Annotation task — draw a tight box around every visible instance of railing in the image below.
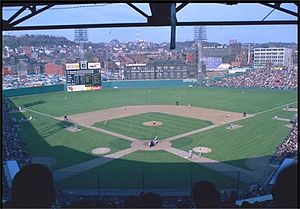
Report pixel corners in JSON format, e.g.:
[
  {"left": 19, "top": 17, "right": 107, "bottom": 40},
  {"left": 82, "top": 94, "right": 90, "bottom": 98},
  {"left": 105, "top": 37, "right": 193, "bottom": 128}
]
[{"left": 54, "top": 171, "right": 241, "bottom": 196}]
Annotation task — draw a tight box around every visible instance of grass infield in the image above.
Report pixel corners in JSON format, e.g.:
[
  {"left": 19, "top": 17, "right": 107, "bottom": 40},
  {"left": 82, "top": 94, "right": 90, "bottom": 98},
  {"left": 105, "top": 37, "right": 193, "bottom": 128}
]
[{"left": 93, "top": 112, "right": 213, "bottom": 140}]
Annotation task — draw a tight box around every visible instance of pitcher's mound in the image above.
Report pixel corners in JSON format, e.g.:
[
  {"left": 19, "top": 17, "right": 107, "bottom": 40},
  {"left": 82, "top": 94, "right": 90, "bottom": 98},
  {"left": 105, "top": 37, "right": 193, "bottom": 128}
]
[
  {"left": 91, "top": 147, "right": 111, "bottom": 155},
  {"left": 131, "top": 140, "right": 171, "bottom": 151},
  {"left": 143, "top": 121, "right": 163, "bottom": 126},
  {"left": 193, "top": 147, "right": 212, "bottom": 153}
]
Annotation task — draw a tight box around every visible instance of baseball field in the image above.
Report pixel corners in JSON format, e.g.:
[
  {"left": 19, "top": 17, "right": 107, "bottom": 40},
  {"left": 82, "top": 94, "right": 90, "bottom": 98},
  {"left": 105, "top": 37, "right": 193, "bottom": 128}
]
[{"left": 8, "top": 86, "right": 297, "bottom": 194}]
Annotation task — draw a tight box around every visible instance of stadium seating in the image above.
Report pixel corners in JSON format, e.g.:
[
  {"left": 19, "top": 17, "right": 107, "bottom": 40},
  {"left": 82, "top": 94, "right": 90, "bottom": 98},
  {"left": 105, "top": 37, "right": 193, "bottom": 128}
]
[{"left": 205, "top": 67, "right": 297, "bottom": 90}]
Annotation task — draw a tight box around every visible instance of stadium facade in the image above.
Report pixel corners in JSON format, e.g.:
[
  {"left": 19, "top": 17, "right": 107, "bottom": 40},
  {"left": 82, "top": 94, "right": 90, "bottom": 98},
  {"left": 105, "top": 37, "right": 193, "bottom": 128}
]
[{"left": 253, "top": 47, "right": 293, "bottom": 67}]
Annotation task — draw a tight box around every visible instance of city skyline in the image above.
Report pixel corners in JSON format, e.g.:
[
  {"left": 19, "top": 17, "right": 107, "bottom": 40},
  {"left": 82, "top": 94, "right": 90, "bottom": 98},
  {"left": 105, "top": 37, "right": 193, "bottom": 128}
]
[{"left": 2, "top": 3, "right": 298, "bottom": 44}]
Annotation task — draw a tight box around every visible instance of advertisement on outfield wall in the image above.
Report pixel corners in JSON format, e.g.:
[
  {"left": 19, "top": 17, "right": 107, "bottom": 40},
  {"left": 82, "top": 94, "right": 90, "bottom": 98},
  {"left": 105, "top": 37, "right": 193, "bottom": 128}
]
[{"left": 67, "top": 85, "right": 101, "bottom": 92}]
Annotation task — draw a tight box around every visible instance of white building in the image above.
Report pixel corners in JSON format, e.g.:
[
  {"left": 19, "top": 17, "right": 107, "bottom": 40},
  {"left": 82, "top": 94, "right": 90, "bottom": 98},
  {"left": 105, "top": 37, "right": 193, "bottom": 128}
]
[{"left": 253, "top": 47, "right": 292, "bottom": 67}]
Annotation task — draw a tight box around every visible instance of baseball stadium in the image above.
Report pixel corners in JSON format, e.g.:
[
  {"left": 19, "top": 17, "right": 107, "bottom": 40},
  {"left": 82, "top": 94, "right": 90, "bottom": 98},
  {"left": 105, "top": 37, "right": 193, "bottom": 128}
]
[
  {"left": 3, "top": 76, "right": 298, "bottom": 206},
  {"left": 2, "top": 2, "right": 298, "bottom": 208}
]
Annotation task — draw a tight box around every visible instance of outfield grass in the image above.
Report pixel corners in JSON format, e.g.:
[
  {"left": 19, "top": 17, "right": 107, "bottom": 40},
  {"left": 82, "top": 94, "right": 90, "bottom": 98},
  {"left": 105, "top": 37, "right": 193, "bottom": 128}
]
[
  {"left": 12, "top": 111, "right": 131, "bottom": 171},
  {"left": 274, "top": 109, "right": 297, "bottom": 119},
  {"left": 94, "top": 112, "right": 213, "bottom": 140},
  {"left": 10, "top": 87, "right": 297, "bottom": 116},
  {"left": 7, "top": 87, "right": 297, "bottom": 190},
  {"left": 172, "top": 108, "right": 293, "bottom": 170},
  {"left": 57, "top": 150, "right": 246, "bottom": 191}
]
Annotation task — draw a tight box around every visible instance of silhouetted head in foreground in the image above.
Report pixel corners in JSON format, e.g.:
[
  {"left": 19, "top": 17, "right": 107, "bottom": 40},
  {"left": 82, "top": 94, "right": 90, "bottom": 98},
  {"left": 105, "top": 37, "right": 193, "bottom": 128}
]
[
  {"left": 139, "top": 192, "right": 162, "bottom": 208},
  {"left": 272, "top": 163, "right": 298, "bottom": 208},
  {"left": 124, "top": 196, "right": 140, "bottom": 208},
  {"left": 192, "top": 181, "right": 221, "bottom": 208},
  {"left": 10, "top": 164, "right": 55, "bottom": 208}
]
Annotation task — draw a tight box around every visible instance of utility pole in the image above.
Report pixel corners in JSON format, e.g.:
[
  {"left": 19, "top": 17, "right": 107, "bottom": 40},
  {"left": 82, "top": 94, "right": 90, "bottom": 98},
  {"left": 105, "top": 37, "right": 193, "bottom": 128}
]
[
  {"left": 74, "top": 29, "right": 88, "bottom": 60},
  {"left": 194, "top": 26, "right": 207, "bottom": 84}
]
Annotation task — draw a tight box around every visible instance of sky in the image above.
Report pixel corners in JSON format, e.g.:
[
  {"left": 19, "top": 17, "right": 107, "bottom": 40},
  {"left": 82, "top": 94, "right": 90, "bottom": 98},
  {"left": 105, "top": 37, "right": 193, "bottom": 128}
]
[{"left": 2, "top": 3, "right": 298, "bottom": 44}]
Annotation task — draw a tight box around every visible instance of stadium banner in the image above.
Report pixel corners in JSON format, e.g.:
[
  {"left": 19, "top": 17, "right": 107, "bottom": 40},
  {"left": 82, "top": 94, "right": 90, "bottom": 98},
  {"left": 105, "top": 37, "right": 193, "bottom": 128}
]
[
  {"left": 66, "top": 63, "right": 80, "bottom": 70},
  {"left": 67, "top": 85, "right": 86, "bottom": 92},
  {"left": 88, "top": 63, "right": 101, "bottom": 69},
  {"left": 183, "top": 79, "right": 197, "bottom": 83},
  {"left": 92, "top": 86, "right": 101, "bottom": 90},
  {"left": 67, "top": 85, "right": 101, "bottom": 92}
]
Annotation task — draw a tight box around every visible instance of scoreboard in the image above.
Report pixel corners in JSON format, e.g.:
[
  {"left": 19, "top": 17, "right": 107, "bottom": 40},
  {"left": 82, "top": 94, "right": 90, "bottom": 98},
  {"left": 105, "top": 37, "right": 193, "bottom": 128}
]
[{"left": 65, "top": 61, "right": 102, "bottom": 92}]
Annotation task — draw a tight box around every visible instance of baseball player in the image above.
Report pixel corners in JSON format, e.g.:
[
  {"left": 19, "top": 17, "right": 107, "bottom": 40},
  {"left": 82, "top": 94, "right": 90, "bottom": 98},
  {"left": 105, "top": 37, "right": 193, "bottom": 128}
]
[
  {"left": 188, "top": 149, "right": 193, "bottom": 158},
  {"left": 154, "top": 136, "right": 158, "bottom": 144}
]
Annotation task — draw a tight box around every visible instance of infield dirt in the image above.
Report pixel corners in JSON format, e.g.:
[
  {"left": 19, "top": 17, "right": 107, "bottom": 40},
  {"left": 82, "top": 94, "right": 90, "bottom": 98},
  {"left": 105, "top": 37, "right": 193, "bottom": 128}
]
[{"left": 56, "top": 105, "right": 248, "bottom": 126}]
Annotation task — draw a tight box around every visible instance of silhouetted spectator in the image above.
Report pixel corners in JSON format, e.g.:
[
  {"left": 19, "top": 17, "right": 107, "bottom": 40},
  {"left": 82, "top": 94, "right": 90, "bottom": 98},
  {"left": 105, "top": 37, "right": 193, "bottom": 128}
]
[
  {"left": 192, "top": 181, "right": 221, "bottom": 208},
  {"left": 71, "top": 199, "right": 97, "bottom": 208},
  {"left": 176, "top": 199, "right": 188, "bottom": 208},
  {"left": 222, "top": 191, "right": 229, "bottom": 208},
  {"left": 272, "top": 163, "right": 298, "bottom": 208},
  {"left": 240, "top": 201, "right": 252, "bottom": 208},
  {"left": 225, "top": 191, "right": 239, "bottom": 208},
  {"left": 5, "top": 164, "right": 55, "bottom": 208},
  {"left": 139, "top": 192, "right": 162, "bottom": 208},
  {"left": 124, "top": 196, "right": 140, "bottom": 208}
]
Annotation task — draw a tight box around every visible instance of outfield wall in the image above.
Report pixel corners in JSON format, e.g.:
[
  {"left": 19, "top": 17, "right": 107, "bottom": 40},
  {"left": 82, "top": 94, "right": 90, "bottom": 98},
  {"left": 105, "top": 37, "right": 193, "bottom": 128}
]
[
  {"left": 3, "top": 84, "right": 66, "bottom": 97},
  {"left": 102, "top": 79, "right": 197, "bottom": 89},
  {"left": 3, "top": 79, "right": 295, "bottom": 97},
  {"left": 3, "top": 80, "right": 197, "bottom": 97}
]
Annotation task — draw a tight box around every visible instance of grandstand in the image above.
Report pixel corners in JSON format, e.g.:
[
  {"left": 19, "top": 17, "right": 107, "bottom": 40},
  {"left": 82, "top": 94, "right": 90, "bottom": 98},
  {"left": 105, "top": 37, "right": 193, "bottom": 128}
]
[{"left": 205, "top": 66, "right": 298, "bottom": 90}]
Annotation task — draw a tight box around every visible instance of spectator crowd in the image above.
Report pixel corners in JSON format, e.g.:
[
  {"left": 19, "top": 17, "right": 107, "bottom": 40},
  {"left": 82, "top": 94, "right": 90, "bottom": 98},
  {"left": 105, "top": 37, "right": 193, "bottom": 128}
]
[
  {"left": 2, "top": 98, "right": 31, "bottom": 200},
  {"left": 272, "top": 126, "right": 298, "bottom": 163},
  {"left": 205, "top": 67, "right": 298, "bottom": 90}
]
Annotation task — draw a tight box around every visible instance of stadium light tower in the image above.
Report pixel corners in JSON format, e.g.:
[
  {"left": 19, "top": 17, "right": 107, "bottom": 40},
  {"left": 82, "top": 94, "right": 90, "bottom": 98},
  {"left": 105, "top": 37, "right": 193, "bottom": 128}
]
[
  {"left": 194, "top": 26, "right": 207, "bottom": 83},
  {"left": 74, "top": 29, "right": 88, "bottom": 60}
]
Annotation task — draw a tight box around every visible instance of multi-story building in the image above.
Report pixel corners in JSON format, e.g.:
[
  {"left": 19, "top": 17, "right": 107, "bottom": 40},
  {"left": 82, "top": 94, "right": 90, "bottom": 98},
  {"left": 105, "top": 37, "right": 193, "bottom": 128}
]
[
  {"left": 253, "top": 48, "right": 293, "bottom": 67},
  {"left": 291, "top": 50, "right": 298, "bottom": 66},
  {"left": 124, "top": 61, "right": 197, "bottom": 80},
  {"left": 202, "top": 43, "right": 242, "bottom": 64}
]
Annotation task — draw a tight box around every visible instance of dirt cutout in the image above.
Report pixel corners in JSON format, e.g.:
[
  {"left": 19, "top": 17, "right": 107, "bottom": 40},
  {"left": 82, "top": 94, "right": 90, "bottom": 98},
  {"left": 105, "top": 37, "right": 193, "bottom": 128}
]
[
  {"left": 226, "top": 124, "right": 243, "bottom": 130},
  {"left": 64, "top": 126, "right": 81, "bottom": 132},
  {"left": 91, "top": 147, "right": 111, "bottom": 155},
  {"left": 142, "top": 121, "right": 163, "bottom": 126},
  {"left": 193, "top": 147, "right": 212, "bottom": 153}
]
